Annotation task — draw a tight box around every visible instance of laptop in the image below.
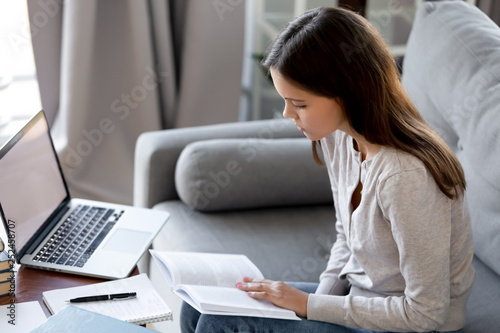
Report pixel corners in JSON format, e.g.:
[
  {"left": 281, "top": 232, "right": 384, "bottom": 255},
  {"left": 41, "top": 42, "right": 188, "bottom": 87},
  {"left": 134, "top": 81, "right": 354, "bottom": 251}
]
[{"left": 0, "top": 111, "right": 169, "bottom": 279}]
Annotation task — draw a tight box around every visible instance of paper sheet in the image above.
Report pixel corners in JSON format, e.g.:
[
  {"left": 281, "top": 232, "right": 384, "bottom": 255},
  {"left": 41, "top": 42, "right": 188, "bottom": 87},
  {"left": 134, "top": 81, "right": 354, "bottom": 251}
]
[{"left": 0, "top": 301, "right": 48, "bottom": 332}]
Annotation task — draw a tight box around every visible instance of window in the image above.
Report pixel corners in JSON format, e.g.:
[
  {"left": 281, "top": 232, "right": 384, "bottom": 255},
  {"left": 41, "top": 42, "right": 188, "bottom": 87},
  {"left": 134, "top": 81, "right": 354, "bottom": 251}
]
[
  {"left": 243, "top": 0, "right": 421, "bottom": 120},
  {"left": 0, "top": 0, "right": 42, "bottom": 127}
]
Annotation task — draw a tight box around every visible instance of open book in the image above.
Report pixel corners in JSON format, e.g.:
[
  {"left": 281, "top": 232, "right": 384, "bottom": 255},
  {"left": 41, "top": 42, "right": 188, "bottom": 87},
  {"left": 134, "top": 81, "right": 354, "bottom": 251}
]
[{"left": 150, "top": 250, "right": 300, "bottom": 320}]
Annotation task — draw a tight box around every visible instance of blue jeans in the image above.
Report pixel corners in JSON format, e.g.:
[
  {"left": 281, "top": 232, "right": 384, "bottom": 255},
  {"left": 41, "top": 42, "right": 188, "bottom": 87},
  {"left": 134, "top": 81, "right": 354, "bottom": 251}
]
[{"left": 180, "top": 282, "right": 463, "bottom": 333}]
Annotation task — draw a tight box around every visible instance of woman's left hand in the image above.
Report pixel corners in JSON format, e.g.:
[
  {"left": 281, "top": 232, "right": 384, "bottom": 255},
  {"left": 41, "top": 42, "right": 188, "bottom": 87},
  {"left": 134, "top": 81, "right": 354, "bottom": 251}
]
[{"left": 236, "top": 277, "right": 309, "bottom": 318}]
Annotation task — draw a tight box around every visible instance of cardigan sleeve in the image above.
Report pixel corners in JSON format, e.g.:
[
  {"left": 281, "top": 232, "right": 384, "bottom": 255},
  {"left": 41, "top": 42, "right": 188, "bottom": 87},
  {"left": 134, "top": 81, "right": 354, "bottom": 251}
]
[
  {"left": 315, "top": 211, "right": 351, "bottom": 295},
  {"left": 316, "top": 134, "right": 351, "bottom": 295}
]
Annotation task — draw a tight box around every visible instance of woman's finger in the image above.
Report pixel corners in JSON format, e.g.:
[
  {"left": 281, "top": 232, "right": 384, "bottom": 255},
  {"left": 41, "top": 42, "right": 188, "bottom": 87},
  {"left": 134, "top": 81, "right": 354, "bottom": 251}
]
[
  {"left": 243, "top": 277, "right": 273, "bottom": 284},
  {"left": 247, "top": 291, "right": 269, "bottom": 301},
  {"left": 237, "top": 281, "right": 267, "bottom": 291}
]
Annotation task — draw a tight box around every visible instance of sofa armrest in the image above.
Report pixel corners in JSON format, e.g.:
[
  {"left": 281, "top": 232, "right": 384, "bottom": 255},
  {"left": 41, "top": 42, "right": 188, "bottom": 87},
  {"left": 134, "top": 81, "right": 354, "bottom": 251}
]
[{"left": 133, "top": 118, "right": 302, "bottom": 208}]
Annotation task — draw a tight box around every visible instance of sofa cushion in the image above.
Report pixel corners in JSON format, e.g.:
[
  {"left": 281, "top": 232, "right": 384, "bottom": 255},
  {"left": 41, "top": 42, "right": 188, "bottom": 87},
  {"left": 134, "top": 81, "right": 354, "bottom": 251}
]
[
  {"left": 151, "top": 200, "right": 336, "bottom": 282},
  {"left": 464, "top": 257, "right": 500, "bottom": 332},
  {"left": 175, "top": 138, "right": 332, "bottom": 211},
  {"left": 402, "top": 2, "right": 500, "bottom": 275}
]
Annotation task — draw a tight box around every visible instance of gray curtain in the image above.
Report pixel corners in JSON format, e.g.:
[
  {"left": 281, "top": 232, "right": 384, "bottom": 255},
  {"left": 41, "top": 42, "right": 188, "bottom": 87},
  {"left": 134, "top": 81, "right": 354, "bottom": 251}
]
[
  {"left": 476, "top": 0, "right": 500, "bottom": 24},
  {"left": 27, "top": 0, "right": 245, "bottom": 205}
]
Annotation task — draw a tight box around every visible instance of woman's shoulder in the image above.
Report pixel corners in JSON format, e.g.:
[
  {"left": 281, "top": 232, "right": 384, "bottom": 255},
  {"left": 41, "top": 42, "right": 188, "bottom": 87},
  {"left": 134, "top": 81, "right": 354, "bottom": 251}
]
[
  {"left": 380, "top": 146, "right": 425, "bottom": 169},
  {"left": 373, "top": 146, "right": 429, "bottom": 184}
]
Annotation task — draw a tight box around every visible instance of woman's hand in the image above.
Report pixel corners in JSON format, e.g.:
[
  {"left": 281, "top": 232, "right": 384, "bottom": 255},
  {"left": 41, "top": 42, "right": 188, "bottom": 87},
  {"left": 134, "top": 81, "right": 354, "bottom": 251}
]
[{"left": 236, "top": 277, "right": 309, "bottom": 318}]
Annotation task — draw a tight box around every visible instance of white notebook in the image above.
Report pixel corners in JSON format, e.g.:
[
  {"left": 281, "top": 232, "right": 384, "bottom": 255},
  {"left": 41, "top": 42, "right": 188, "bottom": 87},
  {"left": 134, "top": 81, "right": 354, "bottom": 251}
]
[{"left": 42, "top": 273, "right": 172, "bottom": 325}]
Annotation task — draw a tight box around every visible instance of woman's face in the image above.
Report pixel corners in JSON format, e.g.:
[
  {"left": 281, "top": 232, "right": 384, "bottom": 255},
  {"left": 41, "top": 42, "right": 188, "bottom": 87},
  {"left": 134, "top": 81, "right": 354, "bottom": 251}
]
[{"left": 270, "top": 68, "right": 348, "bottom": 141}]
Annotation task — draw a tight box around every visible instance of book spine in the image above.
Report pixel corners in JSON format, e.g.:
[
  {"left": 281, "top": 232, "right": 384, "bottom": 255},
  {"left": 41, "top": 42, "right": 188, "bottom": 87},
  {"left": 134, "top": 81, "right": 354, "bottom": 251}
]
[{"left": 0, "top": 236, "right": 4, "bottom": 252}]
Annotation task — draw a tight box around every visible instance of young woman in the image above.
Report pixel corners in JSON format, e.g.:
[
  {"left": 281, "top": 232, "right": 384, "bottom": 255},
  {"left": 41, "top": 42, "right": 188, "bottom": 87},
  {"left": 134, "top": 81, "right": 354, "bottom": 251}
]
[{"left": 181, "top": 7, "right": 474, "bottom": 333}]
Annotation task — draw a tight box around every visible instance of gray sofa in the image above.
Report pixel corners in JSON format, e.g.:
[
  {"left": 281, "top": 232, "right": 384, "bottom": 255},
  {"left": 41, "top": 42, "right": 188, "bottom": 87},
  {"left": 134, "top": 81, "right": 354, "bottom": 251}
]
[{"left": 134, "top": 2, "right": 500, "bottom": 332}]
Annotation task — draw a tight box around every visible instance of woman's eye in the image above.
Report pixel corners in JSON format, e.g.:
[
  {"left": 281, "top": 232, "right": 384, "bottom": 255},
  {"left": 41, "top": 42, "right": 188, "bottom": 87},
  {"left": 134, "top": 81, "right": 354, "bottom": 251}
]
[{"left": 293, "top": 104, "right": 306, "bottom": 109}]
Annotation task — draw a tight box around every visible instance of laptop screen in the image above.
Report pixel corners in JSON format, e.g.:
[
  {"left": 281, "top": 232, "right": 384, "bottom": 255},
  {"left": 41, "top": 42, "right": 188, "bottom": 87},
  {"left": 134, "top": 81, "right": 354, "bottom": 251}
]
[{"left": 0, "top": 112, "right": 68, "bottom": 256}]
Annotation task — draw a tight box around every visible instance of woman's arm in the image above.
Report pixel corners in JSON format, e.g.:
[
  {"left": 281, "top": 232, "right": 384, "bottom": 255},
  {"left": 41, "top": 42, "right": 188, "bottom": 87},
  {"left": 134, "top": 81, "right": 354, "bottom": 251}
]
[
  {"left": 315, "top": 215, "right": 351, "bottom": 295},
  {"left": 317, "top": 133, "right": 352, "bottom": 295},
  {"left": 240, "top": 168, "right": 462, "bottom": 332}
]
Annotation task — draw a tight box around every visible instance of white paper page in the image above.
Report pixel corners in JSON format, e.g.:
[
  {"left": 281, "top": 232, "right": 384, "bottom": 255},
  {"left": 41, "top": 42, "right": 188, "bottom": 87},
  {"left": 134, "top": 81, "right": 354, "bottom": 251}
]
[
  {"left": 178, "top": 285, "right": 299, "bottom": 320},
  {"left": 42, "top": 273, "right": 172, "bottom": 324},
  {"left": 183, "top": 285, "right": 297, "bottom": 317},
  {"left": 151, "top": 250, "right": 264, "bottom": 288},
  {"left": 0, "top": 301, "right": 48, "bottom": 331}
]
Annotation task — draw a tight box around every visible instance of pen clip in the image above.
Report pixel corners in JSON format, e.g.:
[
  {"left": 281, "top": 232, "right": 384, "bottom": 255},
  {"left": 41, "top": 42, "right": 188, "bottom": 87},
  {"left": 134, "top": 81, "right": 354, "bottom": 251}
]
[{"left": 112, "top": 295, "right": 136, "bottom": 301}]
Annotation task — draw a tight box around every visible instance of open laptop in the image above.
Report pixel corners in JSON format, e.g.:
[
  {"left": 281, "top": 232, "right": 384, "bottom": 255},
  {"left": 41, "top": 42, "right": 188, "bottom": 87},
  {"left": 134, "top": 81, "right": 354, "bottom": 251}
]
[{"left": 0, "top": 111, "right": 169, "bottom": 279}]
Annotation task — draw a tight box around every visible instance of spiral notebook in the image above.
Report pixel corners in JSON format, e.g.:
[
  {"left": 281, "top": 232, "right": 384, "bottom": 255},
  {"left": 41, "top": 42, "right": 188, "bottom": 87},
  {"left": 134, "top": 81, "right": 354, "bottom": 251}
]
[{"left": 42, "top": 273, "right": 172, "bottom": 325}]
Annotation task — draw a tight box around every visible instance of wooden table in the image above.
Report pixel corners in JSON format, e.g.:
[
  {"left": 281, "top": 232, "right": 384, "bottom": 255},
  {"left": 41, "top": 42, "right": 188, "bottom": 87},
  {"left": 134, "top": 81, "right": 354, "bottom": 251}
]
[{"left": 0, "top": 265, "right": 139, "bottom": 318}]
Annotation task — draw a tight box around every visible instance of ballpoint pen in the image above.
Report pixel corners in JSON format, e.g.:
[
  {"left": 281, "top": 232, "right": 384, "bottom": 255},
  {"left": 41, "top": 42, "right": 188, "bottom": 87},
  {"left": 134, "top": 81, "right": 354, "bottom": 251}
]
[{"left": 65, "top": 292, "right": 137, "bottom": 303}]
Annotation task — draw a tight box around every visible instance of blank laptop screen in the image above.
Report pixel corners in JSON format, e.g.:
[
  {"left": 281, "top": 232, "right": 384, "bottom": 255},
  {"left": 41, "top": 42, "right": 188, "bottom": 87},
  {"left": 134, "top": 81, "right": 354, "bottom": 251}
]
[{"left": 0, "top": 114, "right": 67, "bottom": 253}]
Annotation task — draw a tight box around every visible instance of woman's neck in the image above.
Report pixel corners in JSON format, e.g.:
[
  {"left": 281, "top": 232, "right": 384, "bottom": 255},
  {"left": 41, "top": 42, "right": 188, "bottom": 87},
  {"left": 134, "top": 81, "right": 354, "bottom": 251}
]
[{"left": 349, "top": 132, "right": 381, "bottom": 162}]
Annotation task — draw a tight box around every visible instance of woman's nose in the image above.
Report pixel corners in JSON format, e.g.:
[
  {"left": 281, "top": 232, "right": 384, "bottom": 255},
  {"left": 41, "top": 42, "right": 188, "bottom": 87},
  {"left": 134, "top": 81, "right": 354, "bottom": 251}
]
[{"left": 282, "top": 104, "right": 296, "bottom": 119}]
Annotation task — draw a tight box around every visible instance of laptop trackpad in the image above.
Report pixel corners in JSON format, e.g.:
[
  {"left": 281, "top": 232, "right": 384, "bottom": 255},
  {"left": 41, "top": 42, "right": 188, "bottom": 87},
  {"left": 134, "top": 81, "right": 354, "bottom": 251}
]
[{"left": 102, "top": 229, "right": 151, "bottom": 254}]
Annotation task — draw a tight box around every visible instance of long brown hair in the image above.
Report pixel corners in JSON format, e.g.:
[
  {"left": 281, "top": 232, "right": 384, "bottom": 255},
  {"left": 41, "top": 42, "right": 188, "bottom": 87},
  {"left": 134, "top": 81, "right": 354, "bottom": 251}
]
[{"left": 263, "top": 7, "right": 465, "bottom": 199}]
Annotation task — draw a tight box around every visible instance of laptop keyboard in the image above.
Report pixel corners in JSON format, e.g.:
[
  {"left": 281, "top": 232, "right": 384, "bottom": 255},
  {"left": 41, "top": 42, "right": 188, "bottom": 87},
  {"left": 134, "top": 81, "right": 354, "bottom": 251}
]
[{"left": 33, "top": 205, "right": 123, "bottom": 268}]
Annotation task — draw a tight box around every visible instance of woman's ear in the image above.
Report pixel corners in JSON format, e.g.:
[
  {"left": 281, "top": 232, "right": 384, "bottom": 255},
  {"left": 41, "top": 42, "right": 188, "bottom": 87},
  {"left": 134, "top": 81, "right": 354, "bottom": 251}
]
[{"left": 333, "top": 97, "right": 345, "bottom": 110}]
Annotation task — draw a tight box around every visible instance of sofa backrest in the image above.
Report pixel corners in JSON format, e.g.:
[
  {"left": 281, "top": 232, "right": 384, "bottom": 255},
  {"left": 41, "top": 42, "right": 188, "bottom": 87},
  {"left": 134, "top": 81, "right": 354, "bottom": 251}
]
[
  {"left": 402, "top": 1, "right": 500, "bottom": 275},
  {"left": 134, "top": 119, "right": 308, "bottom": 208}
]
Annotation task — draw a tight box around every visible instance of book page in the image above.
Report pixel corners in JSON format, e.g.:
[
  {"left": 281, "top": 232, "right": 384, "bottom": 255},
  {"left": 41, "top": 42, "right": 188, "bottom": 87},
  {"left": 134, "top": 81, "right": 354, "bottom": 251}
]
[
  {"left": 178, "top": 285, "right": 299, "bottom": 320},
  {"left": 150, "top": 251, "right": 264, "bottom": 288}
]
